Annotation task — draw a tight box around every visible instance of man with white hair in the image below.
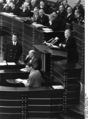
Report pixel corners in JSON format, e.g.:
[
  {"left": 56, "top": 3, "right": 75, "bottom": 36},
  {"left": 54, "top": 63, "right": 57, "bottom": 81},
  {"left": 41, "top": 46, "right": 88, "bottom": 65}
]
[{"left": 59, "top": 29, "right": 79, "bottom": 64}]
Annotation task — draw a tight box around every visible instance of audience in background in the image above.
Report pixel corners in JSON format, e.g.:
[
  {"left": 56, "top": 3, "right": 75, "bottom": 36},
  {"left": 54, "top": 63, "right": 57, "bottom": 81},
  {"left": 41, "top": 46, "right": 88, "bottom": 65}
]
[
  {"left": 0, "top": 0, "right": 84, "bottom": 88},
  {"left": 0, "top": 0, "right": 84, "bottom": 27}
]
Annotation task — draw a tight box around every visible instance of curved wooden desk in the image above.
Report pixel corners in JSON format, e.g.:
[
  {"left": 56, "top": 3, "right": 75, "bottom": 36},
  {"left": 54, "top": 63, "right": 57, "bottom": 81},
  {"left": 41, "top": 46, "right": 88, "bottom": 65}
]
[{"left": 0, "top": 86, "right": 64, "bottom": 119}]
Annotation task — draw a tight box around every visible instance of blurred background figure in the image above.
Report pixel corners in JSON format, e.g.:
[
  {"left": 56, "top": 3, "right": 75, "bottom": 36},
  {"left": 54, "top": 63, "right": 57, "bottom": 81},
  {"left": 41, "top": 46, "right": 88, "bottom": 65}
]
[
  {"left": 65, "top": 6, "right": 74, "bottom": 29},
  {"left": 31, "top": 0, "right": 39, "bottom": 10},
  {"left": 62, "top": 0, "right": 70, "bottom": 10},
  {"left": 3, "top": 0, "right": 16, "bottom": 13},
  {"left": 73, "top": 9, "right": 84, "bottom": 24},
  {"left": 31, "top": 7, "right": 39, "bottom": 22},
  {"left": 0, "top": 0, "right": 4, "bottom": 12},
  {"left": 19, "top": 0, "right": 32, "bottom": 17},
  {"left": 73, "top": 0, "right": 84, "bottom": 20},
  {"left": 37, "top": 9, "right": 49, "bottom": 26},
  {"left": 38, "top": 0, "right": 52, "bottom": 14}
]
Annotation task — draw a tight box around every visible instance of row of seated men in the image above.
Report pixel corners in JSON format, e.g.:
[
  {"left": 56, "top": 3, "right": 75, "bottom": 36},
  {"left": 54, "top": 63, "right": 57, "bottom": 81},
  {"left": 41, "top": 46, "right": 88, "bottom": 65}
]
[
  {"left": 3, "top": 28, "right": 79, "bottom": 88},
  {"left": 0, "top": 0, "right": 85, "bottom": 31}
]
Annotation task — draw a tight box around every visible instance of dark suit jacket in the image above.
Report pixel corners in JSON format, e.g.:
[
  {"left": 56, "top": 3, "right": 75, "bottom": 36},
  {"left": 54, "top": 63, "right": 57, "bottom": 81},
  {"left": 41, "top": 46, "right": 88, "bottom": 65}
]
[
  {"left": 37, "top": 14, "right": 49, "bottom": 26},
  {"left": 5, "top": 42, "right": 22, "bottom": 63},
  {"left": 65, "top": 37, "right": 79, "bottom": 64},
  {"left": 19, "top": 9, "right": 33, "bottom": 17},
  {"left": 49, "top": 15, "right": 66, "bottom": 31},
  {"left": 66, "top": 13, "right": 74, "bottom": 24}
]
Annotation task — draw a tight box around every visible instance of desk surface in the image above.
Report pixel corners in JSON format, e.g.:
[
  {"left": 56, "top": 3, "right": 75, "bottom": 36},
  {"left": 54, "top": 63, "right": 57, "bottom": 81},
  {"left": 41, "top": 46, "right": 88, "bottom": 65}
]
[
  {"left": 0, "top": 63, "right": 25, "bottom": 69},
  {"left": 34, "top": 44, "right": 67, "bottom": 58},
  {"left": 0, "top": 86, "right": 52, "bottom": 92}
]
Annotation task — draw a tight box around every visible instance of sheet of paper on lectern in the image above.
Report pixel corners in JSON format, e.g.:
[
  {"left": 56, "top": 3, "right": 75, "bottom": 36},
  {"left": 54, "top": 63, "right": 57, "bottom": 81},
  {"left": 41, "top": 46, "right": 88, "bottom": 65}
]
[{"left": 52, "top": 85, "right": 64, "bottom": 89}]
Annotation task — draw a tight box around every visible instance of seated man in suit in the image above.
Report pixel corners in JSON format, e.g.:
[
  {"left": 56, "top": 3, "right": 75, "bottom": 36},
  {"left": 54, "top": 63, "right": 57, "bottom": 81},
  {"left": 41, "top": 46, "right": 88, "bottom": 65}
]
[
  {"left": 4, "top": 33, "right": 22, "bottom": 63},
  {"left": 65, "top": 6, "right": 74, "bottom": 29},
  {"left": 37, "top": 9, "right": 49, "bottom": 26},
  {"left": 31, "top": 7, "right": 39, "bottom": 22}
]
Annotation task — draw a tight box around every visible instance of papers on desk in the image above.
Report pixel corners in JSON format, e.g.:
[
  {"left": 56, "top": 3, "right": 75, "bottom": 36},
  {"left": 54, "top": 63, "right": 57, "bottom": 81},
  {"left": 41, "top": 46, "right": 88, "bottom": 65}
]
[
  {"left": 15, "top": 16, "right": 23, "bottom": 21},
  {"left": 32, "top": 22, "right": 53, "bottom": 32},
  {"left": 0, "top": 62, "right": 7, "bottom": 66},
  {"left": 32, "top": 22, "right": 44, "bottom": 28},
  {"left": 0, "top": 70, "right": 5, "bottom": 73},
  {"left": 1, "top": 12, "right": 15, "bottom": 17},
  {"left": 52, "top": 85, "right": 64, "bottom": 89},
  {"left": 20, "top": 68, "right": 29, "bottom": 72},
  {"left": 0, "top": 62, "right": 16, "bottom": 65},
  {"left": 42, "top": 28, "right": 53, "bottom": 33},
  {"left": 7, "top": 62, "right": 16, "bottom": 65}
]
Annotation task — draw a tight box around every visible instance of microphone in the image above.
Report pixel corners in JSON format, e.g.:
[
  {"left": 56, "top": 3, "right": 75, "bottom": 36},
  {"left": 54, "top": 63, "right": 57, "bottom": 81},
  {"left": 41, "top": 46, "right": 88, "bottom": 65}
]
[
  {"left": 47, "top": 38, "right": 54, "bottom": 43},
  {"left": 51, "top": 37, "right": 59, "bottom": 45}
]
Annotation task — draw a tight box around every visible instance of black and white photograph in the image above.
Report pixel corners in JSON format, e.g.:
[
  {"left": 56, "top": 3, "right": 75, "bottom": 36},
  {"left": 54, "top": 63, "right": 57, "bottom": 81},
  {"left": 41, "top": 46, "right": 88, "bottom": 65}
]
[{"left": 0, "top": 0, "right": 85, "bottom": 119}]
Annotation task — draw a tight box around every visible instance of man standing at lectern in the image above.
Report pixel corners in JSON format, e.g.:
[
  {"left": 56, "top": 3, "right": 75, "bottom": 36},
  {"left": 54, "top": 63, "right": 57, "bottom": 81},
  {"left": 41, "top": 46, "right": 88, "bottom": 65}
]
[{"left": 5, "top": 33, "right": 22, "bottom": 63}]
